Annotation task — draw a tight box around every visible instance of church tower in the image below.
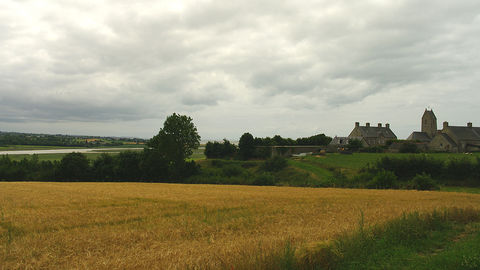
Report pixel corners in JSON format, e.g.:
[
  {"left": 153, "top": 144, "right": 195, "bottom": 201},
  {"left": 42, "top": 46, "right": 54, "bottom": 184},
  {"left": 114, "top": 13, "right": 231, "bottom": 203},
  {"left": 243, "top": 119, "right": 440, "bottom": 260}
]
[{"left": 421, "top": 109, "right": 437, "bottom": 138}]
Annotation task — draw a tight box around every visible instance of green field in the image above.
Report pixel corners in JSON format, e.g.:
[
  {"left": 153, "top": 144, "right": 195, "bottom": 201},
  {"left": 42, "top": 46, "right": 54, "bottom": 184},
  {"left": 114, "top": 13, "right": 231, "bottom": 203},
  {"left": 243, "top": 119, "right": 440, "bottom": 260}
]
[
  {"left": 289, "top": 152, "right": 480, "bottom": 178},
  {"left": 302, "top": 152, "right": 480, "bottom": 170},
  {"left": 189, "top": 148, "right": 206, "bottom": 160}
]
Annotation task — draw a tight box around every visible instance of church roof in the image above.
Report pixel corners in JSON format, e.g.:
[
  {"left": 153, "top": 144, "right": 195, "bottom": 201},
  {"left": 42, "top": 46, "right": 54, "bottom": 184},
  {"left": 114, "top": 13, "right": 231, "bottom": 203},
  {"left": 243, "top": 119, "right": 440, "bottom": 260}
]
[
  {"left": 407, "top": 132, "right": 431, "bottom": 142},
  {"left": 446, "top": 126, "right": 480, "bottom": 141}
]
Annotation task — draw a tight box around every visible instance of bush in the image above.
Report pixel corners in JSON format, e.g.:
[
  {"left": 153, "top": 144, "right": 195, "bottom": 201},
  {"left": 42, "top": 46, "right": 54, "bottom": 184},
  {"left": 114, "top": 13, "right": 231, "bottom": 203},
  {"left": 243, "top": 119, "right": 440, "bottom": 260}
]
[
  {"left": 262, "top": 156, "right": 288, "bottom": 172},
  {"left": 372, "top": 155, "right": 444, "bottom": 180},
  {"left": 362, "top": 146, "right": 385, "bottom": 153},
  {"left": 347, "top": 139, "right": 363, "bottom": 152},
  {"left": 253, "top": 172, "right": 275, "bottom": 186},
  {"left": 367, "top": 170, "right": 397, "bottom": 189},
  {"left": 399, "top": 142, "right": 419, "bottom": 153},
  {"left": 222, "top": 164, "right": 244, "bottom": 177},
  {"left": 410, "top": 173, "right": 438, "bottom": 191}
]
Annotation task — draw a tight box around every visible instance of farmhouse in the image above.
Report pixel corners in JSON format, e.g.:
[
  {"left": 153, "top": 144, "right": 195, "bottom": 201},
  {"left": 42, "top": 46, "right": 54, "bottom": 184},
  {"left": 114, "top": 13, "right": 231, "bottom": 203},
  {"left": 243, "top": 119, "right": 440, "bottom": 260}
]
[
  {"left": 347, "top": 122, "right": 397, "bottom": 147},
  {"left": 407, "top": 109, "right": 480, "bottom": 152}
]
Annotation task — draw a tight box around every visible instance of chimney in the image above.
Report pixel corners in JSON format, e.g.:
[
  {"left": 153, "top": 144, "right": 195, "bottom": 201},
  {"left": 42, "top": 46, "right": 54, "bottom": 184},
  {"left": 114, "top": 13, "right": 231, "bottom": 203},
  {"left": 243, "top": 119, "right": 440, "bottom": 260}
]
[
  {"left": 378, "top": 123, "right": 382, "bottom": 127},
  {"left": 468, "top": 122, "right": 473, "bottom": 128},
  {"left": 386, "top": 123, "right": 390, "bottom": 129},
  {"left": 355, "top": 122, "right": 360, "bottom": 127},
  {"left": 443, "top": 121, "right": 449, "bottom": 129},
  {"left": 366, "top": 122, "right": 370, "bottom": 127}
]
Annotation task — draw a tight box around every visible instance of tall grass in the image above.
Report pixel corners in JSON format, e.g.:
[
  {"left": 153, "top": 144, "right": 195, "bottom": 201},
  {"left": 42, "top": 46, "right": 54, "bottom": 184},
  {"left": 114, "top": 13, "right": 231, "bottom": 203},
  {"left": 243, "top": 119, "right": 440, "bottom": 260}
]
[{"left": 250, "top": 208, "right": 480, "bottom": 270}]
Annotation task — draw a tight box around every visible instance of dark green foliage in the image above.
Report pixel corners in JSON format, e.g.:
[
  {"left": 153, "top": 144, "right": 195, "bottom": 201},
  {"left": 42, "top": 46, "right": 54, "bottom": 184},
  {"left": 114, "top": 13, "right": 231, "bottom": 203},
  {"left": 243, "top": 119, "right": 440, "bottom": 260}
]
[
  {"left": 145, "top": 113, "right": 201, "bottom": 180},
  {"left": 371, "top": 155, "right": 444, "bottom": 180},
  {"left": 252, "top": 134, "right": 332, "bottom": 146},
  {"left": 444, "top": 158, "right": 476, "bottom": 182},
  {"left": 186, "top": 159, "right": 257, "bottom": 185},
  {"left": 114, "top": 151, "right": 143, "bottom": 181},
  {"left": 296, "top": 134, "right": 332, "bottom": 146},
  {"left": 361, "top": 146, "right": 385, "bottom": 153},
  {"left": 347, "top": 139, "right": 363, "bottom": 151},
  {"left": 399, "top": 142, "right": 419, "bottom": 153},
  {"left": 222, "top": 164, "right": 244, "bottom": 177},
  {"left": 262, "top": 156, "right": 288, "bottom": 172},
  {"left": 92, "top": 153, "right": 116, "bottom": 181},
  {"left": 238, "top": 132, "right": 255, "bottom": 160},
  {"left": 58, "top": 152, "right": 90, "bottom": 180},
  {"left": 204, "top": 139, "right": 237, "bottom": 159},
  {"left": 254, "top": 146, "right": 272, "bottom": 159},
  {"left": 180, "top": 160, "right": 200, "bottom": 179},
  {"left": 148, "top": 113, "right": 201, "bottom": 164},
  {"left": 351, "top": 155, "right": 480, "bottom": 189},
  {"left": 253, "top": 172, "right": 276, "bottom": 186},
  {"left": 410, "top": 173, "right": 439, "bottom": 190},
  {"left": 366, "top": 170, "right": 397, "bottom": 189}
]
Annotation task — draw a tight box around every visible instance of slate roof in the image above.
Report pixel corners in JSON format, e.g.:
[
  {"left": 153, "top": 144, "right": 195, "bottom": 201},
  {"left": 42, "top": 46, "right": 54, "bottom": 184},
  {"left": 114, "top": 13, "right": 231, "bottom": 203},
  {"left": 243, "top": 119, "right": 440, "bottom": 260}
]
[
  {"left": 436, "top": 133, "right": 457, "bottom": 146},
  {"left": 446, "top": 127, "right": 480, "bottom": 141},
  {"left": 355, "top": 126, "right": 397, "bottom": 139},
  {"left": 407, "top": 132, "right": 432, "bottom": 142}
]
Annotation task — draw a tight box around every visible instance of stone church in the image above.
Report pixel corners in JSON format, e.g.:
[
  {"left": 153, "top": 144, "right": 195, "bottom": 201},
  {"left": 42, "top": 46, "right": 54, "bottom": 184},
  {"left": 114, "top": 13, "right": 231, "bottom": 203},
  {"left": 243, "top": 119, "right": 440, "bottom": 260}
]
[{"left": 407, "top": 109, "right": 480, "bottom": 152}]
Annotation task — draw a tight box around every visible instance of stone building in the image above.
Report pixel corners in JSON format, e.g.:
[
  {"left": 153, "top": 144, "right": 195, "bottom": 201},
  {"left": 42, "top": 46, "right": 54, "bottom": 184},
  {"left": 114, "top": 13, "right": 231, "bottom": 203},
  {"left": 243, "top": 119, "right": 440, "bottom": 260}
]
[
  {"left": 347, "top": 122, "right": 397, "bottom": 147},
  {"left": 407, "top": 109, "right": 480, "bottom": 152}
]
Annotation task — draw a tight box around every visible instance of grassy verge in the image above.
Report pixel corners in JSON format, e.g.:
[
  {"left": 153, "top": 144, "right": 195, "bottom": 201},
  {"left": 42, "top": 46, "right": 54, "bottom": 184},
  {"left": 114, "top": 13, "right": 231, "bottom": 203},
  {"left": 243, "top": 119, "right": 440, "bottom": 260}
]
[
  {"left": 239, "top": 208, "right": 480, "bottom": 270},
  {"left": 440, "top": 186, "right": 480, "bottom": 194}
]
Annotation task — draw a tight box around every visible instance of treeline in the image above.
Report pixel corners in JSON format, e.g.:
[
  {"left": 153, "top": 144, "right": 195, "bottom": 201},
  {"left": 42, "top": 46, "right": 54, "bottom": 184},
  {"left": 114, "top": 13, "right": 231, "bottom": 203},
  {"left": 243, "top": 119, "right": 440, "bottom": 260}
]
[
  {"left": 253, "top": 134, "right": 332, "bottom": 146},
  {"left": 0, "top": 132, "right": 144, "bottom": 147},
  {"left": 205, "top": 133, "right": 331, "bottom": 159},
  {"left": 0, "top": 152, "right": 198, "bottom": 182},
  {"left": 343, "top": 155, "right": 480, "bottom": 190}
]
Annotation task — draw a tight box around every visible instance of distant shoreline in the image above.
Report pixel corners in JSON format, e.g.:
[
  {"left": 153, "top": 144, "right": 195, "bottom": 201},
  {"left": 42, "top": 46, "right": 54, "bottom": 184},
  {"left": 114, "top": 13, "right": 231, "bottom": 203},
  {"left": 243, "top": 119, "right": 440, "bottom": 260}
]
[{"left": 0, "top": 148, "right": 144, "bottom": 155}]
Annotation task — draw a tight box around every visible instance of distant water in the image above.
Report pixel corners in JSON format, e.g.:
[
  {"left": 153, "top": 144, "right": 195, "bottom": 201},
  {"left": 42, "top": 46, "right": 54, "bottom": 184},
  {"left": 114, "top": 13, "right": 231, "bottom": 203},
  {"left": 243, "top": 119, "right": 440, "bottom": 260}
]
[{"left": 0, "top": 148, "right": 143, "bottom": 155}]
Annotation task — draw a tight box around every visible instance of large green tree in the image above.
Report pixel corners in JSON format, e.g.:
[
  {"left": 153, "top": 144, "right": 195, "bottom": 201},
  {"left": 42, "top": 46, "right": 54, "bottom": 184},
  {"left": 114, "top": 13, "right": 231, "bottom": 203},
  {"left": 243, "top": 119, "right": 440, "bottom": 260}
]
[
  {"left": 147, "top": 113, "right": 201, "bottom": 178},
  {"left": 238, "top": 132, "right": 255, "bottom": 160}
]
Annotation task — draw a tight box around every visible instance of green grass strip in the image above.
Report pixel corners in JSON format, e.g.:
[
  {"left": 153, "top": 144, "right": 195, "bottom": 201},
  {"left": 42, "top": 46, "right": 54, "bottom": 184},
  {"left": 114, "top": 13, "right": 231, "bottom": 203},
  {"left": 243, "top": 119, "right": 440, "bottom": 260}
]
[{"left": 251, "top": 208, "right": 480, "bottom": 270}]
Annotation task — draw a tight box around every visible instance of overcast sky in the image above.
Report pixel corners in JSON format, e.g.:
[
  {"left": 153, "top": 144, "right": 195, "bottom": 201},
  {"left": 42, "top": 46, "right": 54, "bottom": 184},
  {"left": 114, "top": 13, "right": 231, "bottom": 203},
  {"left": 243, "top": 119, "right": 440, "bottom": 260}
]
[{"left": 1, "top": 0, "right": 479, "bottom": 140}]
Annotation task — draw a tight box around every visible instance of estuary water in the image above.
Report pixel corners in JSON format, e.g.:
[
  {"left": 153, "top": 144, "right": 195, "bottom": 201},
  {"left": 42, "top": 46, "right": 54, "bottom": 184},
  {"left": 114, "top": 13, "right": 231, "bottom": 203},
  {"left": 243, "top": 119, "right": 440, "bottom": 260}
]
[{"left": 0, "top": 148, "right": 143, "bottom": 155}]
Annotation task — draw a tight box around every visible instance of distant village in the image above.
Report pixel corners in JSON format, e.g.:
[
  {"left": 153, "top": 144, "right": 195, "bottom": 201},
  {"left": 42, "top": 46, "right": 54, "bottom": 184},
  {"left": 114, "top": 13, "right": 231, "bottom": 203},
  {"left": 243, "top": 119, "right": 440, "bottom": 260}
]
[{"left": 330, "top": 109, "right": 480, "bottom": 153}]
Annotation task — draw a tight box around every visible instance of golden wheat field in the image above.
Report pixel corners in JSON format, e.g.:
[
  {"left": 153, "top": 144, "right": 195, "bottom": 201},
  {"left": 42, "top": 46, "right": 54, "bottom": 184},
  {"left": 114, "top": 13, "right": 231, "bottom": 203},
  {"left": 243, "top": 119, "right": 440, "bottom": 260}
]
[{"left": 1, "top": 182, "right": 480, "bottom": 269}]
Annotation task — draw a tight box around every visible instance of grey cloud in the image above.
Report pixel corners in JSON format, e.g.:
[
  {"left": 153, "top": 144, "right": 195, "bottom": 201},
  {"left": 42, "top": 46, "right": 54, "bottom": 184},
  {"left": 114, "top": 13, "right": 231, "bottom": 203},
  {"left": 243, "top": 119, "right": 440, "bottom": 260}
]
[{"left": 0, "top": 0, "right": 479, "bottom": 138}]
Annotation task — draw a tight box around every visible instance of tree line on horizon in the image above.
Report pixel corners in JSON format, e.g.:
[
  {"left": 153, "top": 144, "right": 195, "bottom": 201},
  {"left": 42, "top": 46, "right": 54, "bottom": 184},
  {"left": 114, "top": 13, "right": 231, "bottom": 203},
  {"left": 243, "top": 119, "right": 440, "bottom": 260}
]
[
  {"left": 205, "top": 133, "right": 332, "bottom": 159},
  {"left": 0, "top": 132, "right": 145, "bottom": 147}
]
